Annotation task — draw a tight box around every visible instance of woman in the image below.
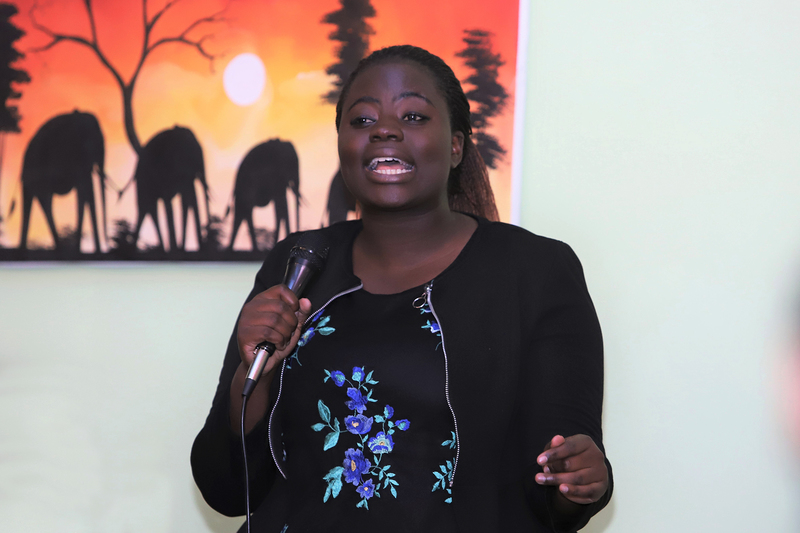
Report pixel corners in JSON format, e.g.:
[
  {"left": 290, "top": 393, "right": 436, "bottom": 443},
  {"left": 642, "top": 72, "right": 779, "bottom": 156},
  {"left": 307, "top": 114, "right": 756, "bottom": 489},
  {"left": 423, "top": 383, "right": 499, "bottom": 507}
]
[{"left": 192, "top": 45, "right": 612, "bottom": 532}]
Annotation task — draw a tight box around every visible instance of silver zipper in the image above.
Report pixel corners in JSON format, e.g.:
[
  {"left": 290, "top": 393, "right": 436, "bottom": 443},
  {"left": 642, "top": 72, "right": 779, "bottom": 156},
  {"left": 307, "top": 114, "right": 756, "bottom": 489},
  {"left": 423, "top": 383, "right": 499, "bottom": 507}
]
[
  {"left": 268, "top": 283, "right": 364, "bottom": 479},
  {"left": 425, "top": 280, "right": 460, "bottom": 488}
]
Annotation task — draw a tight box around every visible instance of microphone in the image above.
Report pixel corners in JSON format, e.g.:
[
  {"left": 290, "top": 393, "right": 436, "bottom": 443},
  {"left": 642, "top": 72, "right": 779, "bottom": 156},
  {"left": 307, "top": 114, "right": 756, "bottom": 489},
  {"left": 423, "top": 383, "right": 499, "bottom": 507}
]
[{"left": 242, "top": 234, "right": 329, "bottom": 398}]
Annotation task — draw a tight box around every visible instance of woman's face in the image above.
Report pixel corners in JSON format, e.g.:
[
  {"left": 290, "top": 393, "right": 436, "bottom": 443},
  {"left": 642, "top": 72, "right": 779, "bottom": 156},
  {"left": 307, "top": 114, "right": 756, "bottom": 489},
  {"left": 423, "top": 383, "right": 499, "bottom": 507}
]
[{"left": 337, "top": 61, "right": 464, "bottom": 215}]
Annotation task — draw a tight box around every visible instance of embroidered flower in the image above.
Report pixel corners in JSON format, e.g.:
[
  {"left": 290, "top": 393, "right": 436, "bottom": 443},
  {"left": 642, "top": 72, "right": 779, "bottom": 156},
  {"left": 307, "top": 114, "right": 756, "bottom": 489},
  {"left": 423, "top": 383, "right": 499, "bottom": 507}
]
[
  {"left": 384, "top": 405, "right": 394, "bottom": 419},
  {"left": 352, "top": 366, "right": 365, "bottom": 382},
  {"left": 367, "top": 432, "right": 394, "bottom": 454},
  {"left": 356, "top": 479, "right": 375, "bottom": 500},
  {"left": 343, "top": 448, "right": 371, "bottom": 485},
  {"left": 344, "top": 414, "right": 373, "bottom": 435},
  {"left": 331, "top": 371, "right": 346, "bottom": 387},
  {"left": 297, "top": 328, "right": 315, "bottom": 347},
  {"left": 395, "top": 419, "right": 410, "bottom": 431},
  {"left": 345, "top": 387, "right": 367, "bottom": 413},
  {"left": 422, "top": 320, "right": 440, "bottom": 334}
]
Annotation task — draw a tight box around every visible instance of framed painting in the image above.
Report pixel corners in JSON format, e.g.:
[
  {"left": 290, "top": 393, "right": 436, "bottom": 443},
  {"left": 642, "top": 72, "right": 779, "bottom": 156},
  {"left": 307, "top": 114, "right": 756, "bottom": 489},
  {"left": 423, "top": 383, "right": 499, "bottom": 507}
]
[{"left": 0, "top": 0, "right": 523, "bottom": 261}]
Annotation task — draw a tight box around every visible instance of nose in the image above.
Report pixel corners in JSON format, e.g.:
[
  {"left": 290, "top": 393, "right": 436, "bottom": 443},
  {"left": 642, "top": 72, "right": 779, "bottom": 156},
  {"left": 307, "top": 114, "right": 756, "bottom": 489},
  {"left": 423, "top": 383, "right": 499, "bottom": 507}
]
[{"left": 370, "top": 117, "right": 403, "bottom": 142}]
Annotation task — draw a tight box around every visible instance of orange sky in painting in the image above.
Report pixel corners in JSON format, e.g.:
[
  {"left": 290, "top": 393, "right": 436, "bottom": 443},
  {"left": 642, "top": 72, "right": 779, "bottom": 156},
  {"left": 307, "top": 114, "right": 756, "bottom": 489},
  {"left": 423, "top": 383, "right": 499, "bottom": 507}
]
[{"left": 0, "top": 0, "right": 519, "bottom": 250}]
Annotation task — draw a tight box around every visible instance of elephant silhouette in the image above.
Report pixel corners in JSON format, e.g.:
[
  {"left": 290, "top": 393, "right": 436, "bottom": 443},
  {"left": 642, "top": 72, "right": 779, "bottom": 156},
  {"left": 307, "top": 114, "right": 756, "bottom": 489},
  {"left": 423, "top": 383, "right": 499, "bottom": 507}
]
[
  {"left": 228, "top": 139, "right": 300, "bottom": 250},
  {"left": 325, "top": 168, "right": 356, "bottom": 225},
  {"left": 18, "top": 110, "right": 107, "bottom": 252},
  {"left": 124, "top": 126, "right": 209, "bottom": 252}
]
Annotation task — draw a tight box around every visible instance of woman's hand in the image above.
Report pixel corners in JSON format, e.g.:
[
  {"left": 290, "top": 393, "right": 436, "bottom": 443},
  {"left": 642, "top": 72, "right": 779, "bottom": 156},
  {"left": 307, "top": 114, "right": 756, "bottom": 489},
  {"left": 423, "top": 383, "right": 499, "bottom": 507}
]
[
  {"left": 535, "top": 434, "right": 609, "bottom": 505},
  {"left": 237, "top": 284, "right": 313, "bottom": 378}
]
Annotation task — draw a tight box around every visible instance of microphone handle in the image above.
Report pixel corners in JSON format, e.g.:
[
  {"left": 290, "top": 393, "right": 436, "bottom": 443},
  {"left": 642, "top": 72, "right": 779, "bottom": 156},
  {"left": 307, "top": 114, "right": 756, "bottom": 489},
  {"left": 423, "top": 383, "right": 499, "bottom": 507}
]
[{"left": 242, "top": 257, "right": 318, "bottom": 398}]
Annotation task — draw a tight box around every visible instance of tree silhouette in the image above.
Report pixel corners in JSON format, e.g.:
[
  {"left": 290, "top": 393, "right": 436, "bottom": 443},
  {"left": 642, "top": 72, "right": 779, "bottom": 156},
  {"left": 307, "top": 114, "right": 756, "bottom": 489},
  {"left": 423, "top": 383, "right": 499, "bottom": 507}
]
[
  {"left": 0, "top": 3, "right": 30, "bottom": 234},
  {"left": 321, "top": 0, "right": 375, "bottom": 105},
  {"left": 456, "top": 29, "right": 508, "bottom": 169},
  {"left": 0, "top": 3, "right": 29, "bottom": 134},
  {"left": 30, "top": 0, "right": 224, "bottom": 156}
]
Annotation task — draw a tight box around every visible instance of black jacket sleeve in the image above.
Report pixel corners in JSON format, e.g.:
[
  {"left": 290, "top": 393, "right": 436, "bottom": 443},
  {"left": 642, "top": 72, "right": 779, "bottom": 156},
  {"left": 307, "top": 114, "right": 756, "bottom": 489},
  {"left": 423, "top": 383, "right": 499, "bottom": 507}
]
[
  {"left": 521, "top": 241, "right": 613, "bottom": 532},
  {"left": 190, "top": 236, "right": 301, "bottom": 516}
]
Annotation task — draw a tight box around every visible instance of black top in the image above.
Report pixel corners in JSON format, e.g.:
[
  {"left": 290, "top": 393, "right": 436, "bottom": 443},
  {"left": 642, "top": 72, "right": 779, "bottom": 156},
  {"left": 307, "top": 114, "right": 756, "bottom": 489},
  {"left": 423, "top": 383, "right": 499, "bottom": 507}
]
[
  {"left": 191, "top": 218, "right": 613, "bottom": 533},
  {"left": 277, "top": 286, "right": 458, "bottom": 531}
]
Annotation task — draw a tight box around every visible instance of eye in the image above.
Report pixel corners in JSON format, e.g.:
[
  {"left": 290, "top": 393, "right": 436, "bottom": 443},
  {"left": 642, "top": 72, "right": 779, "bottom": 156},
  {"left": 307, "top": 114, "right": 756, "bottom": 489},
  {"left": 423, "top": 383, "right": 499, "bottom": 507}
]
[
  {"left": 349, "top": 116, "right": 375, "bottom": 127},
  {"left": 404, "top": 112, "right": 429, "bottom": 123}
]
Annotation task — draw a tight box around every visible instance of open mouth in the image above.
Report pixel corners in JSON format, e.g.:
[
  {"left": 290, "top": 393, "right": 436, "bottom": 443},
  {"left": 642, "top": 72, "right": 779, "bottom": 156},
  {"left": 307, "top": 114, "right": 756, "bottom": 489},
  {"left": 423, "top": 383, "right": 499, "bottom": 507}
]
[{"left": 366, "top": 157, "right": 415, "bottom": 175}]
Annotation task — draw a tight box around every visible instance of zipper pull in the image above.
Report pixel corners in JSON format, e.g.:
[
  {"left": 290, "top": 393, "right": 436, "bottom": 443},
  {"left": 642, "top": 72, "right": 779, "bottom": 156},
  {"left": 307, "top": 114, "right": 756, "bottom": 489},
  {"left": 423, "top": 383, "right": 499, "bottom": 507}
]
[{"left": 412, "top": 280, "right": 433, "bottom": 309}]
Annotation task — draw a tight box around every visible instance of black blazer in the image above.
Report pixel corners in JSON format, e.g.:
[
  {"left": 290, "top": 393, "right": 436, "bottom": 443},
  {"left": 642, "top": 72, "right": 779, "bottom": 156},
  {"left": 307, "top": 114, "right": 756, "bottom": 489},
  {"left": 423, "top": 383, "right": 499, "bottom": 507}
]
[{"left": 191, "top": 218, "right": 613, "bottom": 532}]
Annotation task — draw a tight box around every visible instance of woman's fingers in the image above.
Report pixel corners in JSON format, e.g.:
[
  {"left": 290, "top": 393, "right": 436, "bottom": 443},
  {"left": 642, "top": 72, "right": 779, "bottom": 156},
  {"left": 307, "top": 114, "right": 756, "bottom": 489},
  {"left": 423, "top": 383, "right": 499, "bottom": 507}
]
[
  {"left": 237, "top": 284, "right": 302, "bottom": 365},
  {"left": 535, "top": 434, "right": 609, "bottom": 503},
  {"left": 537, "top": 434, "right": 591, "bottom": 468},
  {"left": 535, "top": 468, "right": 608, "bottom": 503}
]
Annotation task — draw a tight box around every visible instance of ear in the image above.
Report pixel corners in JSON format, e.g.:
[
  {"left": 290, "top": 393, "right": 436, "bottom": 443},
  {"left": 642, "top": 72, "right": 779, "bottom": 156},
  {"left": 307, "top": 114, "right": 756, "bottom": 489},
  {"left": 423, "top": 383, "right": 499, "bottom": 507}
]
[{"left": 450, "top": 131, "right": 465, "bottom": 168}]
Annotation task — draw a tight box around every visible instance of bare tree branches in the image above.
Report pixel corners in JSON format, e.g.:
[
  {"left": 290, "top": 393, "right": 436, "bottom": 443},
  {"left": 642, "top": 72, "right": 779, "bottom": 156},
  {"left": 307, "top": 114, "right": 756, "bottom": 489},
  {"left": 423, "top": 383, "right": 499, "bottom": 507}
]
[{"left": 29, "top": 0, "right": 227, "bottom": 155}]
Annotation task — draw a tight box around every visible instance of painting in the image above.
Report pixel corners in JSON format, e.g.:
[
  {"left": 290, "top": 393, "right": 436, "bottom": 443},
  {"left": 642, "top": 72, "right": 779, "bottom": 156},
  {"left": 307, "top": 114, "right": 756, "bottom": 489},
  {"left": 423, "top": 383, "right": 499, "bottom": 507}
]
[{"left": 0, "top": 0, "right": 520, "bottom": 261}]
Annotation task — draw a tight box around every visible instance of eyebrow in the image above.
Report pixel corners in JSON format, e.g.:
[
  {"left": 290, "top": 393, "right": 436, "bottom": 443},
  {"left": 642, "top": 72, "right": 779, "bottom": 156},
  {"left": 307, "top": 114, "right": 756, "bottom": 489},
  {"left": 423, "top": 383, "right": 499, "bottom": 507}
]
[{"left": 347, "top": 91, "right": 434, "bottom": 111}]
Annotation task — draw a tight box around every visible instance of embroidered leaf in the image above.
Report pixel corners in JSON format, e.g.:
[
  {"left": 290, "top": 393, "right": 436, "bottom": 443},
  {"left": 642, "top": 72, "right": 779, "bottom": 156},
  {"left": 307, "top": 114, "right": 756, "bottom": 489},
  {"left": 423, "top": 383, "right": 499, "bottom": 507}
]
[
  {"left": 440, "top": 465, "right": 448, "bottom": 474},
  {"left": 323, "top": 431, "right": 339, "bottom": 451},
  {"left": 317, "top": 400, "right": 331, "bottom": 423},
  {"left": 331, "top": 478, "right": 342, "bottom": 498},
  {"left": 433, "top": 471, "right": 444, "bottom": 480},
  {"left": 318, "top": 316, "right": 330, "bottom": 327},
  {"left": 311, "top": 423, "right": 326, "bottom": 432},
  {"left": 388, "top": 421, "right": 394, "bottom": 428},
  {"left": 367, "top": 379, "right": 379, "bottom": 385},
  {"left": 317, "top": 327, "right": 335, "bottom": 335},
  {"left": 386, "top": 472, "right": 395, "bottom": 478},
  {"left": 374, "top": 415, "right": 385, "bottom": 423},
  {"left": 388, "top": 429, "right": 395, "bottom": 435},
  {"left": 445, "top": 497, "right": 452, "bottom": 504},
  {"left": 333, "top": 418, "right": 340, "bottom": 432},
  {"left": 323, "top": 466, "right": 344, "bottom": 481},
  {"left": 383, "top": 478, "right": 390, "bottom": 488},
  {"left": 390, "top": 485, "right": 397, "bottom": 498},
  {"left": 356, "top": 499, "right": 368, "bottom": 510},
  {"left": 446, "top": 460, "right": 453, "bottom": 470},
  {"left": 365, "top": 370, "right": 374, "bottom": 382},
  {"left": 324, "top": 485, "right": 331, "bottom": 503}
]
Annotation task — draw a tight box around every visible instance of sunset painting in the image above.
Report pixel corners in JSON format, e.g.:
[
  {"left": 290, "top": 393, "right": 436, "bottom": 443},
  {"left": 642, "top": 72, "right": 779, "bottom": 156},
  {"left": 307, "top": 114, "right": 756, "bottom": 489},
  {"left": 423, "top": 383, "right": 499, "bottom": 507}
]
[{"left": 0, "top": 0, "right": 520, "bottom": 260}]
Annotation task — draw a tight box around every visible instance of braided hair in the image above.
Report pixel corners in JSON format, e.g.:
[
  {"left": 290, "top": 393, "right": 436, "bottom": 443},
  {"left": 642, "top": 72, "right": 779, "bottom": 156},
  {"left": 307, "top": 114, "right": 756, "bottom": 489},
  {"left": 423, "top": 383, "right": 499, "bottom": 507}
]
[{"left": 335, "top": 45, "right": 499, "bottom": 221}]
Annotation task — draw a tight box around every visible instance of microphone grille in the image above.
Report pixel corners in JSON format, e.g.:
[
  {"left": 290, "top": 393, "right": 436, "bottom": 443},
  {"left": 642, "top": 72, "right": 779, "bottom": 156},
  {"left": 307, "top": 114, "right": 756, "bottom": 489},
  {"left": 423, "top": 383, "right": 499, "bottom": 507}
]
[{"left": 289, "top": 232, "right": 329, "bottom": 270}]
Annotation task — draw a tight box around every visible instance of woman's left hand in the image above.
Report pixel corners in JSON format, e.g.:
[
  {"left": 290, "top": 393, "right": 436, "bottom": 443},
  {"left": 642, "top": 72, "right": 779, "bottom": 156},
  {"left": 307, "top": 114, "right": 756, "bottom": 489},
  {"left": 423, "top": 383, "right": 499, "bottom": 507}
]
[{"left": 535, "top": 434, "right": 609, "bottom": 505}]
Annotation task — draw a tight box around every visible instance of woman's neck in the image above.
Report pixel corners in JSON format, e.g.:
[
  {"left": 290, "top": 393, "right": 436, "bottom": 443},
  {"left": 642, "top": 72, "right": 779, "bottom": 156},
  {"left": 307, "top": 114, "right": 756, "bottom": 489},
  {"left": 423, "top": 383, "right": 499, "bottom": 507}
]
[{"left": 353, "top": 207, "right": 477, "bottom": 294}]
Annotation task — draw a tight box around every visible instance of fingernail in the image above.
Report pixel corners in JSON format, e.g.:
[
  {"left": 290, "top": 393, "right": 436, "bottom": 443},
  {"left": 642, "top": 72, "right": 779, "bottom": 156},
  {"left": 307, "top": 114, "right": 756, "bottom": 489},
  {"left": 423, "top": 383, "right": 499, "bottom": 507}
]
[
  {"left": 535, "top": 474, "right": 545, "bottom": 484},
  {"left": 560, "top": 485, "right": 568, "bottom": 493},
  {"left": 537, "top": 455, "right": 547, "bottom": 465}
]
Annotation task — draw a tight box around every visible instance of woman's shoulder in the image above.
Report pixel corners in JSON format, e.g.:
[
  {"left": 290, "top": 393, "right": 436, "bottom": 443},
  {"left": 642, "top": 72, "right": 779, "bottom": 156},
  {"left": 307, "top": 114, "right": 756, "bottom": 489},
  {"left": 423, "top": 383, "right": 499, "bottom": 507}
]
[{"left": 473, "top": 218, "right": 578, "bottom": 261}]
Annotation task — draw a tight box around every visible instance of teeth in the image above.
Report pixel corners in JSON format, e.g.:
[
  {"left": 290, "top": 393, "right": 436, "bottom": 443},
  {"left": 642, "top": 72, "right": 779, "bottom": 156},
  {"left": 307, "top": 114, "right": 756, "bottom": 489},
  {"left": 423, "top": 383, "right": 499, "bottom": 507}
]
[
  {"left": 367, "top": 157, "right": 414, "bottom": 172},
  {"left": 373, "top": 167, "right": 411, "bottom": 175}
]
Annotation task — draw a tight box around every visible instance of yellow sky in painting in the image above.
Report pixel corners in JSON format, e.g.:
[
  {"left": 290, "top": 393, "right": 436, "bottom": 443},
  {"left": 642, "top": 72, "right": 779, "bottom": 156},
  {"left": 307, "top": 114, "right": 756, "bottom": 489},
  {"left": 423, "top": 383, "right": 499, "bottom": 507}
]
[{"left": 0, "top": 0, "right": 519, "bottom": 249}]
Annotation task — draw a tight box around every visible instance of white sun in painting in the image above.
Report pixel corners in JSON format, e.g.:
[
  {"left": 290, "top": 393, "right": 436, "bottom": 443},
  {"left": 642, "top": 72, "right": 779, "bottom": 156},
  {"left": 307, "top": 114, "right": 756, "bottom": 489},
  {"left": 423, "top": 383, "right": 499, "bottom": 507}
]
[{"left": 223, "top": 53, "right": 268, "bottom": 106}]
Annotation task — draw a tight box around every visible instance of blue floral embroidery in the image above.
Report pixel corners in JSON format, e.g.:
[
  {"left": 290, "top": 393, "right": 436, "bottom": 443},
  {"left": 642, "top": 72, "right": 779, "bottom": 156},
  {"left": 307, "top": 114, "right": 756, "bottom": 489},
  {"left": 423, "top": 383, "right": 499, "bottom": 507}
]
[
  {"left": 356, "top": 479, "right": 376, "bottom": 503},
  {"left": 343, "top": 448, "right": 371, "bottom": 485},
  {"left": 432, "top": 431, "right": 457, "bottom": 504},
  {"left": 286, "top": 312, "right": 335, "bottom": 369},
  {"left": 419, "top": 300, "right": 442, "bottom": 349},
  {"left": 344, "top": 414, "right": 373, "bottom": 434},
  {"left": 314, "top": 367, "right": 407, "bottom": 509},
  {"left": 345, "top": 387, "right": 368, "bottom": 413},
  {"left": 367, "top": 432, "right": 394, "bottom": 454}
]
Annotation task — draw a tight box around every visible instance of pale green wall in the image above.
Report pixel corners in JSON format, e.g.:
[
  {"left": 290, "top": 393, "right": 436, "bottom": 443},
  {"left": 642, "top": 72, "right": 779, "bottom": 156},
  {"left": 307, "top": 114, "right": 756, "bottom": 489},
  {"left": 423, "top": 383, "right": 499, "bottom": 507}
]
[
  {"left": 2, "top": 1, "right": 800, "bottom": 532},
  {"left": 519, "top": 1, "right": 800, "bottom": 531}
]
